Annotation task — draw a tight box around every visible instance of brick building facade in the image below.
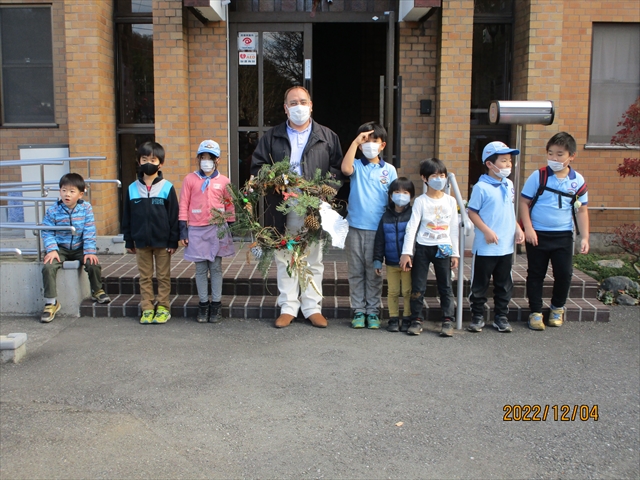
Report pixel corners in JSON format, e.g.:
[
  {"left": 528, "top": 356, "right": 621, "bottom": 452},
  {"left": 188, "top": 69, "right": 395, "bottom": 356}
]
[{"left": 1, "top": 0, "right": 638, "bottom": 241}]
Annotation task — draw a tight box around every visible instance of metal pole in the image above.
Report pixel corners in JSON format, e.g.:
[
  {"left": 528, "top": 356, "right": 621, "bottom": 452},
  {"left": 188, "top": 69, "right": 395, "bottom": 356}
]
[{"left": 512, "top": 124, "right": 523, "bottom": 265}]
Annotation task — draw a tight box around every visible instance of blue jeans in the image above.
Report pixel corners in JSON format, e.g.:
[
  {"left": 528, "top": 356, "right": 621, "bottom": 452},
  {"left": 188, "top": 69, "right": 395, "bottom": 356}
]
[{"left": 410, "top": 244, "right": 455, "bottom": 321}]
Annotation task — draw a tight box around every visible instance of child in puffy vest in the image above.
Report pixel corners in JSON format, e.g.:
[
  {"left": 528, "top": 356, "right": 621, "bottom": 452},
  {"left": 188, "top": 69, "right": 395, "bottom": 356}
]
[{"left": 373, "top": 177, "right": 415, "bottom": 332}]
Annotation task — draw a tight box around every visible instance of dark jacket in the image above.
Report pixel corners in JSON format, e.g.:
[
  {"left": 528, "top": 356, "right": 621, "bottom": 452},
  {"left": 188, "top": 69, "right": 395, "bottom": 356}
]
[
  {"left": 250, "top": 120, "right": 343, "bottom": 234},
  {"left": 122, "top": 171, "right": 179, "bottom": 250},
  {"left": 373, "top": 204, "right": 413, "bottom": 268}
]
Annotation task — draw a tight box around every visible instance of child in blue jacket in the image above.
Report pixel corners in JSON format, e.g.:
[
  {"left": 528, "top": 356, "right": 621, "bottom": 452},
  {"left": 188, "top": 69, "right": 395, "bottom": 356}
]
[
  {"left": 373, "top": 178, "right": 415, "bottom": 332},
  {"left": 41, "top": 173, "right": 110, "bottom": 323}
]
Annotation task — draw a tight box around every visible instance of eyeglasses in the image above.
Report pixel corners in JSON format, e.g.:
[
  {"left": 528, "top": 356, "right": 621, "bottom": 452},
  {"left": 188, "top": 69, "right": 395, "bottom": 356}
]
[{"left": 287, "top": 99, "right": 310, "bottom": 107}]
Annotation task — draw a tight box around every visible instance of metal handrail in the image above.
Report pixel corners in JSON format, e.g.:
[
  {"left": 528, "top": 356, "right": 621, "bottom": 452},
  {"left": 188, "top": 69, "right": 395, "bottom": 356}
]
[
  {"left": 0, "top": 224, "right": 77, "bottom": 262},
  {"left": 0, "top": 156, "right": 116, "bottom": 262},
  {"left": 0, "top": 248, "right": 22, "bottom": 257},
  {"left": 0, "top": 160, "right": 65, "bottom": 167},
  {"left": 0, "top": 196, "right": 57, "bottom": 202},
  {"left": 0, "top": 157, "right": 105, "bottom": 167},
  {"left": 446, "top": 173, "right": 472, "bottom": 330},
  {"left": 0, "top": 223, "right": 77, "bottom": 233}
]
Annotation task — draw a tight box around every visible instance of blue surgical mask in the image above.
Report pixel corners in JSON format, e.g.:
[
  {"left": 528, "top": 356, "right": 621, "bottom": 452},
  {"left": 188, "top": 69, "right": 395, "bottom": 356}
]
[
  {"left": 392, "top": 193, "right": 410, "bottom": 207},
  {"left": 427, "top": 177, "right": 447, "bottom": 191},
  {"left": 547, "top": 159, "right": 566, "bottom": 172}
]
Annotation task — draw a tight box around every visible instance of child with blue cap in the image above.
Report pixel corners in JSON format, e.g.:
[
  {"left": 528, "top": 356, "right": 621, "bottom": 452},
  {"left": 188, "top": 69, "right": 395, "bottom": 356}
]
[
  {"left": 467, "top": 141, "right": 525, "bottom": 333},
  {"left": 179, "top": 140, "right": 235, "bottom": 323}
]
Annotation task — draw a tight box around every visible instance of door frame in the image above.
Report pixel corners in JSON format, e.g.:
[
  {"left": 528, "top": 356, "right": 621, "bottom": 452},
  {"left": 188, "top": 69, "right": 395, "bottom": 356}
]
[
  {"left": 229, "top": 15, "right": 396, "bottom": 186},
  {"left": 229, "top": 23, "right": 312, "bottom": 185}
]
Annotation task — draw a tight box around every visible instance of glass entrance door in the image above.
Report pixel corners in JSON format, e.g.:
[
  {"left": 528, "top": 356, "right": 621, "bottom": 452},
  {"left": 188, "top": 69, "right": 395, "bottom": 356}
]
[{"left": 229, "top": 24, "right": 312, "bottom": 188}]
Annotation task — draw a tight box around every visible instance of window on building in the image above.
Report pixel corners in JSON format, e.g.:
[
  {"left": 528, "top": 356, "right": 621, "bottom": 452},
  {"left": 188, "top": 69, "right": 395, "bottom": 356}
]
[
  {"left": 115, "top": 0, "right": 154, "bottom": 201},
  {"left": 0, "top": 6, "right": 55, "bottom": 125},
  {"left": 588, "top": 23, "right": 640, "bottom": 144}
]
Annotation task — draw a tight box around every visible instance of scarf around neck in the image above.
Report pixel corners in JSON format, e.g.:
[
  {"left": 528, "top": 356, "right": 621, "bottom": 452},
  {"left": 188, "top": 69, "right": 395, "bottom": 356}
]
[{"left": 194, "top": 169, "right": 219, "bottom": 193}]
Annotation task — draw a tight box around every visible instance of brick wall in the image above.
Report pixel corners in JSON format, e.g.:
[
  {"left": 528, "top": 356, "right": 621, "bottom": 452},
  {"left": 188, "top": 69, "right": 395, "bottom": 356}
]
[
  {"left": 397, "top": 18, "right": 439, "bottom": 194},
  {"left": 516, "top": 0, "right": 640, "bottom": 233},
  {"left": 64, "top": 0, "right": 118, "bottom": 235},
  {"left": 186, "top": 13, "right": 229, "bottom": 179},
  {"left": 435, "top": 0, "right": 474, "bottom": 195},
  {"left": 152, "top": 0, "right": 192, "bottom": 194}
]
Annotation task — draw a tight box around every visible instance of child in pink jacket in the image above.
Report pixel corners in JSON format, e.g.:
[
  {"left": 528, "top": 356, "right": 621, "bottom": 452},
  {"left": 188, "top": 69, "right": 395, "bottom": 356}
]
[{"left": 179, "top": 140, "right": 235, "bottom": 323}]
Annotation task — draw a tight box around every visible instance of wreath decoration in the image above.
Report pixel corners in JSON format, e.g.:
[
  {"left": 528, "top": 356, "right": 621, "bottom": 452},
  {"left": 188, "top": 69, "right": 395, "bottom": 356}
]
[{"left": 210, "top": 158, "right": 343, "bottom": 295}]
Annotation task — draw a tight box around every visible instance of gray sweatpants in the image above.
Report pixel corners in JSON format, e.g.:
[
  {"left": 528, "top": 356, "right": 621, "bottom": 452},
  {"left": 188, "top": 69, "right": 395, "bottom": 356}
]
[
  {"left": 195, "top": 257, "right": 223, "bottom": 303},
  {"left": 346, "top": 227, "right": 382, "bottom": 316}
]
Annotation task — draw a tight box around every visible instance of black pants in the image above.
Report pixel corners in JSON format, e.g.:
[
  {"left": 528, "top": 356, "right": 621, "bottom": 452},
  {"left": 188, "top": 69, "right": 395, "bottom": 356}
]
[
  {"left": 469, "top": 253, "right": 513, "bottom": 317},
  {"left": 410, "top": 244, "right": 455, "bottom": 321},
  {"left": 525, "top": 230, "right": 573, "bottom": 313}
]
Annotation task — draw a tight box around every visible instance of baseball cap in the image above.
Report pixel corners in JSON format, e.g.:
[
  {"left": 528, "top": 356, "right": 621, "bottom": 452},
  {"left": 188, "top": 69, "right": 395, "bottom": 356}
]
[
  {"left": 482, "top": 141, "right": 520, "bottom": 163},
  {"left": 197, "top": 140, "right": 220, "bottom": 158}
]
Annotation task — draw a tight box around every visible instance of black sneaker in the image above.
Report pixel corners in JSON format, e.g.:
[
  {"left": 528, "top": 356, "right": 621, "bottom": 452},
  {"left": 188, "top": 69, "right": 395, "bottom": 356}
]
[
  {"left": 400, "top": 317, "right": 412, "bottom": 333},
  {"left": 197, "top": 302, "right": 209, "bottom": 323},
  {"left": 209, "top": 301, "right": 222, "bottom": 323},
  {"left": 387, "top": 317, "right": 400, "bottom": 332},
  {"left": 407, "top": 320, "right": 423, "bottom": 335},
  {"left": 91, "top": 289, "right": 111, "bottom": 304},
  {"left": 440, "top": 320, "right": 454, "bottom": 337},
  {"left": 467, "top": 315, "right": 485, "bottom": 332},
  {"left": 493, "top": 315, "right": 513, "bottom": 333}
]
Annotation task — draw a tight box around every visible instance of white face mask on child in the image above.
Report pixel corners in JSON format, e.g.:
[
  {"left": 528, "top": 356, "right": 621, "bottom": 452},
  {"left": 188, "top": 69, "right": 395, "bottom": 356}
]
[
  {"left": 361, "top": 142, "right": 381, "bottom": 160},
  {"left": 547, "top": 159, "right": 566, "bottom": 172},
  {"left": 200, "top": 160, "right": 215, "bottom": 173},
  {"left": 427, "top": 177, "right": 447, "bottom": 191},
  {"left": 392, "top": 193, "right": 410, "bottom": 207}
]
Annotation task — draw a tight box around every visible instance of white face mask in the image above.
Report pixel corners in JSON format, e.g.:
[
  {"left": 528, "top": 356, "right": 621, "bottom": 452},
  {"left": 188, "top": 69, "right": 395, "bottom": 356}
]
[
  {"left": 392, "top": 193, "right": 410, "bottom": 207},
  {"left": 547, "top": 159, "right": 566, "bottom": 172},
  {"left": 200, "top": 160, "right": 215, "bottom": 173},
  {"left": 287, "top": 105, "right": 311, "bottom": 126},
  {"left": 489, "top": 164, "right": 511, "bottom": 179},
  {"left": 361, "top": 142, "right": 381, "bottom": 160},
  {"left": 427, "top": 177, "right": 447, "bottom": 191}
]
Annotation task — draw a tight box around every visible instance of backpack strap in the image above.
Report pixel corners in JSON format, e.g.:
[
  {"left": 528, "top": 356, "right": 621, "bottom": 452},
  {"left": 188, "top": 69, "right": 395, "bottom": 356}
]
[
  {"left": 529, "top": 167, "right": 587, "bottom": 235},
  {"left": 527, "top": 167, "right": 548, "bottom": 212}
]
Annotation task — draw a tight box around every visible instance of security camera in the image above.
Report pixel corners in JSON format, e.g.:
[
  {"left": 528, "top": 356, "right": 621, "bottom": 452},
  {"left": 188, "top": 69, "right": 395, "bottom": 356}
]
[{"left": 327, "top": 0, "right": 333, "bottom": 4}]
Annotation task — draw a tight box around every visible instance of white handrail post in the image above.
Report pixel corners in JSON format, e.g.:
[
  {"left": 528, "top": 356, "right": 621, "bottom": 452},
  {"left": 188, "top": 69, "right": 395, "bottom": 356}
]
[{"left": 447, "top": 173, "right": 471, "bottom": 330}]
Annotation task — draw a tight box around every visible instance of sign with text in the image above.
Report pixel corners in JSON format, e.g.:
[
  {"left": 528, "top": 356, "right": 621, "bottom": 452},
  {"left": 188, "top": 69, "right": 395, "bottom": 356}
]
[
  {"left": 239, "top": 51, "right": 257, "bottom": 65},
  {"left": 238, "top": 32, "right": 258, "bottom": 51}
]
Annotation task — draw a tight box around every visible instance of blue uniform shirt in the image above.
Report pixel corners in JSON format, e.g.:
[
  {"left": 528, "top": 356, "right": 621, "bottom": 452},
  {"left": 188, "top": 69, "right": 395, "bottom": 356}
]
[
  {"left": 467, "top": 174, "right": 516, "bottom": 256},
  {"left": 346, "top": 157, "right": 397, "bottom": 231},
  {"left": 521, "top": 166, "right": 588, "bottom": 232}
]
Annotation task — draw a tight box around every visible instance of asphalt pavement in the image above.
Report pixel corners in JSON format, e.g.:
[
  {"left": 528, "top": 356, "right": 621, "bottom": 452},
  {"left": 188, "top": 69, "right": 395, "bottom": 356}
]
[{"left": 1, "top": 308, "right": 639, "bottom": 479}]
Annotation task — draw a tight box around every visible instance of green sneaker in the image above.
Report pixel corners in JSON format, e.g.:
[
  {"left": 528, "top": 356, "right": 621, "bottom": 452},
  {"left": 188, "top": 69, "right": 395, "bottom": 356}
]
[
  {"left": 152, "top": 306, "right": 171, "bottom": 324},
  {"left": 367, "top": 314, "right": 381, "bottom": 329},
  {"left": 351, "top": 312, "right": 365, "bottom": 329},
  {"left": 140, "top": 309, "right": 155, "bottom": 324},
  {"left": 548, "top": 306, "right": 565, "bottom": 327},
  {"left": 528, "top": 312, "right": 545, "bottom": 331}
]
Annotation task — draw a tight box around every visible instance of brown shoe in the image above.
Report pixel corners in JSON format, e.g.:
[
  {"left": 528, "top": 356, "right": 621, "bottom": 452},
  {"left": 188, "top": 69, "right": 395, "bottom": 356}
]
[
  {"left": 307, "top": 313, "right": 327, "bottom": 328},
  {"left": 274, "top": 313, "right": 295, "bottom": 328}
]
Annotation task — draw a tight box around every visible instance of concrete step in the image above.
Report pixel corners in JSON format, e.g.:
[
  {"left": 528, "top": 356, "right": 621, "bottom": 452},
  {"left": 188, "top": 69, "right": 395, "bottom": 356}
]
[{"left": 80, "top": 294, "right": 610, "bottom": 323}]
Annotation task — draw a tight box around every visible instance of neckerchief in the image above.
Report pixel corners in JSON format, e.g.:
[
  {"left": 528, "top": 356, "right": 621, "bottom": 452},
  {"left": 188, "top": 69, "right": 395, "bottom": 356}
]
[{"left": 194, "top": 169, "right": 219, "bottom": 193}]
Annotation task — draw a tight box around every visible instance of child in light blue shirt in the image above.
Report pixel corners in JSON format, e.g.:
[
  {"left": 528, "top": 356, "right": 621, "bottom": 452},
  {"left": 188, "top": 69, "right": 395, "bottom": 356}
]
[
  {"left": 467, "top": 141, "right": 525, "bottom": 333},
  {"left": 342, "top": 122, "right": 398, "bottom": 329},
  {"left": 520, "top": 132, "right": 589, "bottom": 331}
]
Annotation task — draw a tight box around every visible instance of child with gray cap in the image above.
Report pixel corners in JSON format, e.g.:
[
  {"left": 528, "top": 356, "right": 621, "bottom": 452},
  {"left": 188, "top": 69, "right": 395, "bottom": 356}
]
[
  {"left": 467, "top": 141, "right": 525, "bottom": 333},
  {"left": 179, "top": 140, "right": 235, "bottom": 323}
]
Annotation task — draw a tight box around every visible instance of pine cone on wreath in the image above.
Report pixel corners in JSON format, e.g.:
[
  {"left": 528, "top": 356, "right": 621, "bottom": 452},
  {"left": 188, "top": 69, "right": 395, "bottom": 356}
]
[
  {"left": 274, "top": 174, "right": 286, "bottom": 187},
  {"left": 320, "top": 184, "right": 337, "bottom": 198},
  {"left": 304, "top": 214, "right": 320, "bottom": 231}
]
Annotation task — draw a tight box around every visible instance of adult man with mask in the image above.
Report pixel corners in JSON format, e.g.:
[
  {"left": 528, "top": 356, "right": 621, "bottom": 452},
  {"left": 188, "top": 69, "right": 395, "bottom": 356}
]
[{"left": 251, "top": 86, "right": 343, "bottom": 328}]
